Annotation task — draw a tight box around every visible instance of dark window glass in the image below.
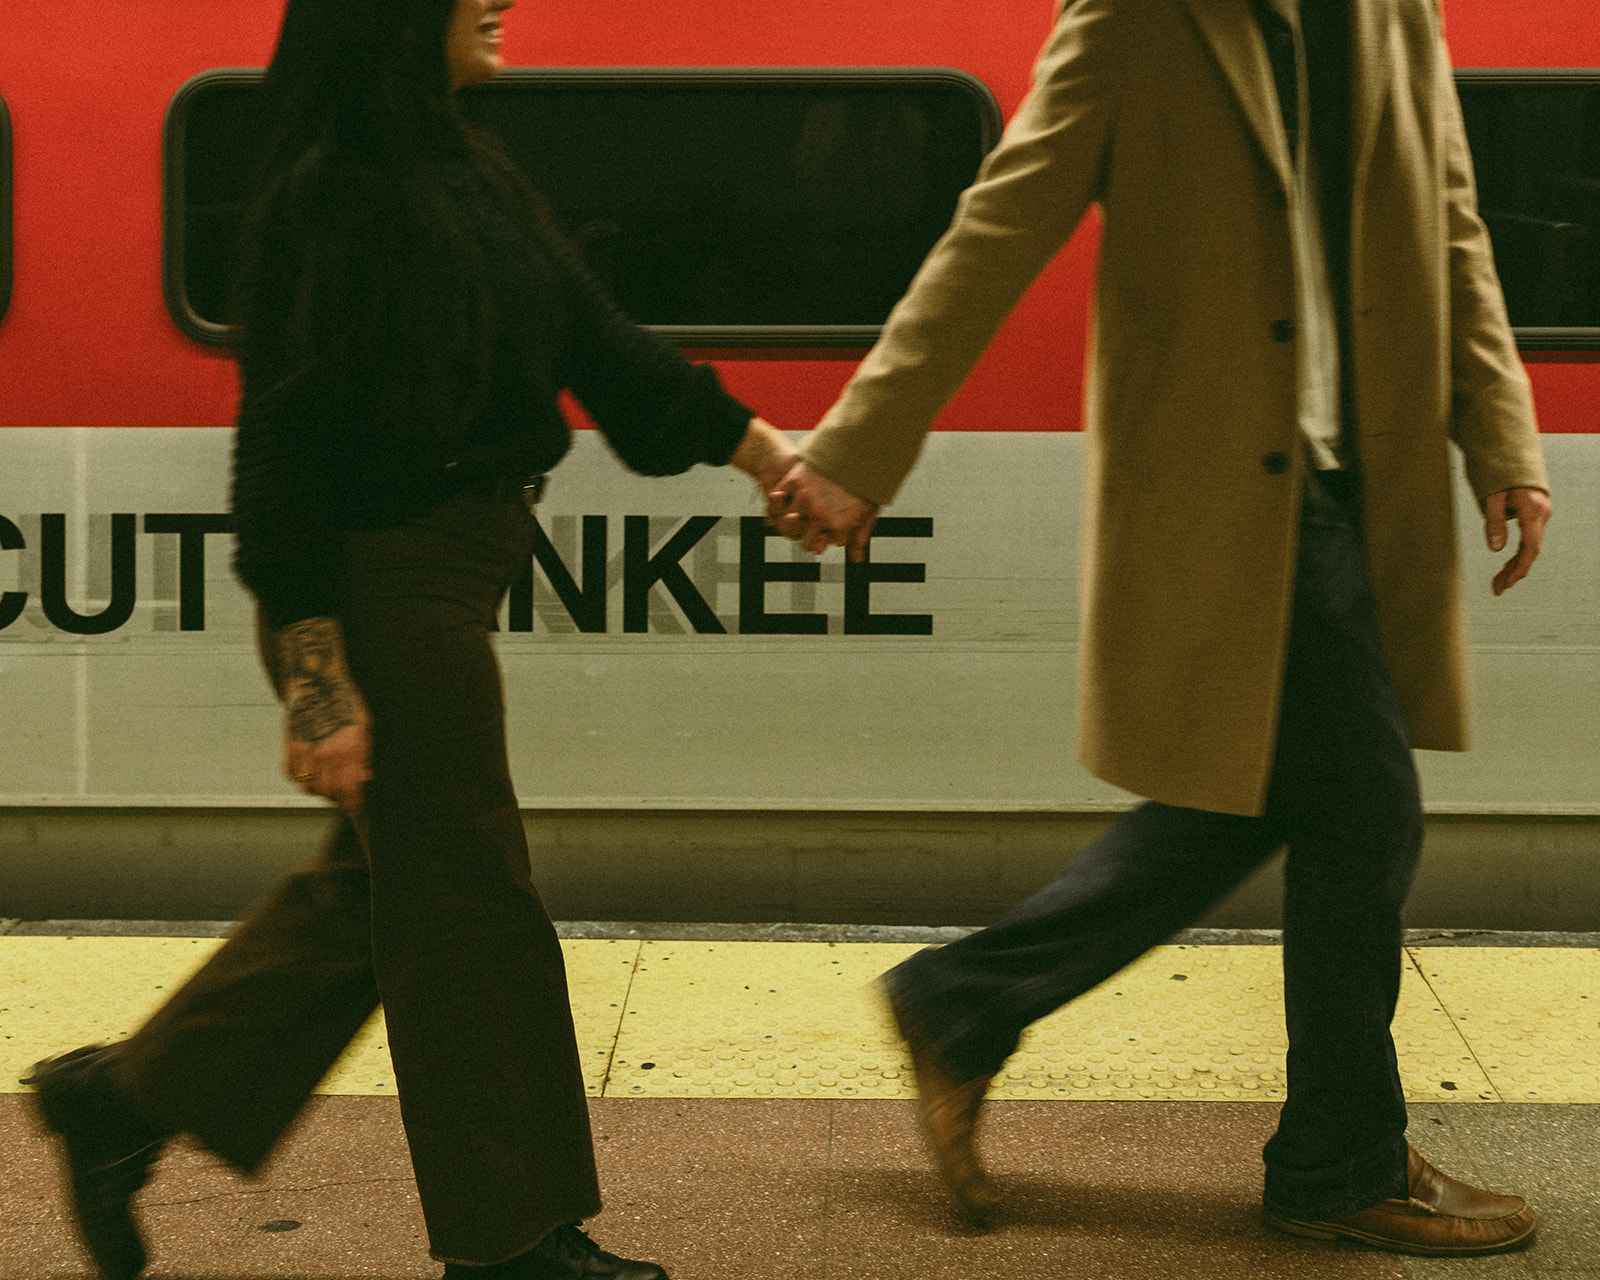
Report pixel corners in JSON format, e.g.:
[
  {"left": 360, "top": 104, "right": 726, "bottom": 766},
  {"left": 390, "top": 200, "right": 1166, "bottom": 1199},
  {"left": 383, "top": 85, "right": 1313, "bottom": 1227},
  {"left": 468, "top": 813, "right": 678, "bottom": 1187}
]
[
  {"left": 1457, "top": 71, "right": 1600, "bottom": 349},
  {"left": 1, "top": 94, "right": 12, "bottom": 323},
  {"left": 164, "top": 68, "right": 1001, "bottom": 348}
]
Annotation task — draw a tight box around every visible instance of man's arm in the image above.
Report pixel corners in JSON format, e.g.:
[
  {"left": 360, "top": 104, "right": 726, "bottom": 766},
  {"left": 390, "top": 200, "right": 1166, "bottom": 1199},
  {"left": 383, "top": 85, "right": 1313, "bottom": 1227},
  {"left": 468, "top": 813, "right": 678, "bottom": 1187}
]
[
  {"left": 1430, "top": 15, "right": 1552, "bottom": 591},
  {"left": 792, "top": 0, "right": 1128, "bottom": 515},
  {"left": 1439, "top": 83, "right": 1547, "bottom": 497}
]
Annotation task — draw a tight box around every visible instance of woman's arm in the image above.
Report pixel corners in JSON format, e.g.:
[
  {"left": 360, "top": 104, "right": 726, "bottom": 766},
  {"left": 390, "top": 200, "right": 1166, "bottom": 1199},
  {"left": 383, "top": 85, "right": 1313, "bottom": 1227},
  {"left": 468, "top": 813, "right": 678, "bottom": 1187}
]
[
  {"left": 275, "top": 617, "right": 372, "bottom": 815},
  {"left": 232, "top": 169, "right": 367, "bottom": 629},
  {"left": 233, "top": 167, "right": 379, "bottom": 813},
  {"left": 727, "top": 416, "right": 801, "bottom": 493},
  {"left": 535, "top": 224, "right": 756, "bottom": 477}
]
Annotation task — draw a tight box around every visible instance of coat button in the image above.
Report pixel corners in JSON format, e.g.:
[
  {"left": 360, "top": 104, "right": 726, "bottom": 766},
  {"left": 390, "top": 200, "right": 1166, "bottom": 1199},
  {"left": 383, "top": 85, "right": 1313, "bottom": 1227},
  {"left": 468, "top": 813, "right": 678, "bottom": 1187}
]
[
  {"left": 1262, "top": 451, "right": 1291, "bottom": 475},
  {"left": 1271, "top": 319, "right": 1297, "bottom": 342}
]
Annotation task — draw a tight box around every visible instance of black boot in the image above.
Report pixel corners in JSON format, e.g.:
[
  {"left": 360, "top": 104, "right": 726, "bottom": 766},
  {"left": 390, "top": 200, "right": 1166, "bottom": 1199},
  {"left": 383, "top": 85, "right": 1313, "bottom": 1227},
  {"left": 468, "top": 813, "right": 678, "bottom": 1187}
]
[
  {"left": 22, "top": 1045, "right": 172, "bottom": 1280},
  {"left": 442, "top": 1224, "right": 669, "bottom": 1279}
]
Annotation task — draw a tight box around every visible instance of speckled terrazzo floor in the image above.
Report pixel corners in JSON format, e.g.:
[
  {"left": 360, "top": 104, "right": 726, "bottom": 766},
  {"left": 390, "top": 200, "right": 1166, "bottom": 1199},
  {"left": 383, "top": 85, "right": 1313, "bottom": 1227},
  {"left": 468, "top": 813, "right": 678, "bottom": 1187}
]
[{"left": 5, "top": 1097, "right": 1600, "bottom": 1279}]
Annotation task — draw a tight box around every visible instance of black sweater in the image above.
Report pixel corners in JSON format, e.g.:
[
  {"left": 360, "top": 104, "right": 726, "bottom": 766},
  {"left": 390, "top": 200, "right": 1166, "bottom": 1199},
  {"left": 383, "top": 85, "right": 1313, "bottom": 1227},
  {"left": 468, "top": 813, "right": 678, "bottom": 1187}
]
[{"left": 232, "top": 148, "right": 753, "bottom": 630}]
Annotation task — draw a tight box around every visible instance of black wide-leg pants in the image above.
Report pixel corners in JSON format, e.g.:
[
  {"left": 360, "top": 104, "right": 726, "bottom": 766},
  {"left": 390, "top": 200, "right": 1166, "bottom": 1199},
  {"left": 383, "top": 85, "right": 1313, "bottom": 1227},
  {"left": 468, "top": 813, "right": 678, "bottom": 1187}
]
[
  {"left": 884, "top": 467, "right": 1424, "bottom": 1217},
  {"left": 113, "top": 490, "right": 602, "bottom": 1265}
]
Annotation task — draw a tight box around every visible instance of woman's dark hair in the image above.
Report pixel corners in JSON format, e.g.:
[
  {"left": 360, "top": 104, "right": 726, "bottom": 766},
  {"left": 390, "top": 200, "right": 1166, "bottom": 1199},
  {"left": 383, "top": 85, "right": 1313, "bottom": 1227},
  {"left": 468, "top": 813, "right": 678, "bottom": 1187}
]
[{"left": 233, "top": 0, "right": 501, "bottom": 445}]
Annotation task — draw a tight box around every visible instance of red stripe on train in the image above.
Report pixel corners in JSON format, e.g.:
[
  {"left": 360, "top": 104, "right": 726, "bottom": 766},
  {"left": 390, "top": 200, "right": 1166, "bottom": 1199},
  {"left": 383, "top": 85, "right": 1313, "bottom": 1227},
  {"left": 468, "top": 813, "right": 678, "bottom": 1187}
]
[{"left": 0, "top": 1, "right": 1594, "bottom": 432}]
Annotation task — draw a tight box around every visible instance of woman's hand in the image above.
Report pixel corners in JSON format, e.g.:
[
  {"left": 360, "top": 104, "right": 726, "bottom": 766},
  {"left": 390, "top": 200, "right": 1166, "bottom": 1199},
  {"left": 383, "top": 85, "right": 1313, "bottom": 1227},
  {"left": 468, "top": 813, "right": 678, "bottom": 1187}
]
[
  {"left": 276, "top": 617, "right": 373, "bottom": 816},
  {"left": 728, "top": 416, "right": 801, "bottom": 495}
]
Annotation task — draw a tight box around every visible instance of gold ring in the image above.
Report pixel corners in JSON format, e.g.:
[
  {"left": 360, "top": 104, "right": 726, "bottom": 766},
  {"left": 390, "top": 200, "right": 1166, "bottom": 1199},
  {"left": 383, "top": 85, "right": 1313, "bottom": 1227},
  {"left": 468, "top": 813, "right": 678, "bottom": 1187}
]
[{"left": 292, "top": 772, "right": 313, "bottom": 784}]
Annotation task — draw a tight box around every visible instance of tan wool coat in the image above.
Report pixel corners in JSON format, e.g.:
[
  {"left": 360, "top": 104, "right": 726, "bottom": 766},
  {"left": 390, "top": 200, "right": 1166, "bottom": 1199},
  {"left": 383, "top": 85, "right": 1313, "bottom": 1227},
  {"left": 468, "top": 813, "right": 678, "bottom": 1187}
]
[{"left": 801, "top": 0, "right": 1550, "bottom": 818}]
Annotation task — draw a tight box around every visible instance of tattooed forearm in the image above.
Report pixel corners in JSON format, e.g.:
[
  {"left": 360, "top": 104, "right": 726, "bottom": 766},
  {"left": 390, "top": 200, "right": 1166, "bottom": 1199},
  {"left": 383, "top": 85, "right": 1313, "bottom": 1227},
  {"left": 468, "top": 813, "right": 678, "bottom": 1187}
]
[{"left": 277, "top": 617, "right": 362, "bottom": 744}]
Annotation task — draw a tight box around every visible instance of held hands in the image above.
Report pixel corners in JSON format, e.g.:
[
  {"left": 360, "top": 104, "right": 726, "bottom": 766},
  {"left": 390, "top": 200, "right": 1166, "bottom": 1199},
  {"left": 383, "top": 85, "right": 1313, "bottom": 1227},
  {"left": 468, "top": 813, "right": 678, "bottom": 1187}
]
[
  {"left": 1484, "top": 487, "right": 1552, "bottom": 596},
  {"left": 277, "top": 617, "right": 373, "bottom": 816},
  {"left": 766, "top": 459, "right": 880, "bottom": 561},
  {"left": 729, "top": 417, "right": 880, "bottom": 560}
]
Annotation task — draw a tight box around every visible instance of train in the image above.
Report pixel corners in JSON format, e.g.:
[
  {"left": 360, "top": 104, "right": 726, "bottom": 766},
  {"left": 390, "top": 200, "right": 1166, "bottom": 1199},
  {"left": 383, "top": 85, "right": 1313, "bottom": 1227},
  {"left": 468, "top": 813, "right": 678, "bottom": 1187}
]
[{"left": 0, "top": 1, "right": 1595, "bottom": 924}]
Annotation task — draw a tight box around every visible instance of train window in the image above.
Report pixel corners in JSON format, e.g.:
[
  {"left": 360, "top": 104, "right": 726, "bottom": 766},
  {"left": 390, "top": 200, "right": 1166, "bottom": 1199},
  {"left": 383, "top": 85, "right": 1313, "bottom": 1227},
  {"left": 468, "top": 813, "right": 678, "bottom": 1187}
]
[
  {"left": 1457, "top": 70, "right": 1600, "bottom": 349},
  {"left": 164, "top": 68, "right": 1002, "bottom": 348},
  {"left": 1, "top": 93, "right": 12, "bottom": 323}
]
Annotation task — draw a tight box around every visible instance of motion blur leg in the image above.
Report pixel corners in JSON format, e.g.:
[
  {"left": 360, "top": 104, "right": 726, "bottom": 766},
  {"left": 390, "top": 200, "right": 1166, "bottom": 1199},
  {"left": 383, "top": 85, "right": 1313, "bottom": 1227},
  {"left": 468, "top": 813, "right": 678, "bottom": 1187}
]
[
  {"left": 884, "top": 801, "right": 1284, "bottom": 1087},
  {"left": 23, "top": 814, "right": 378, "bottom": 1280},
  {"left": 881, "top": 799, "right": 1282, "bottom": 1220},
  {"left": 110, "top": 815, "right": 381, "bottom": 1172},
  {"left": 22, "top": 1045, "right": 172, "bottom": 1280}
]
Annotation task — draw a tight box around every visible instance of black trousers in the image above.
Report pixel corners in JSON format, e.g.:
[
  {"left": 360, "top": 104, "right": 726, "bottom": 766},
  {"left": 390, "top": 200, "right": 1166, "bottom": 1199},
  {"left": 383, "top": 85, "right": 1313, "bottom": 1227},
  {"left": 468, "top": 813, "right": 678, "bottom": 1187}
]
[
  {"left": 113, "top": 490, "right": 602, "bottom": 1265},
  {"left": 884, "top": 467, "right": 1423, "bottom": 1217}
]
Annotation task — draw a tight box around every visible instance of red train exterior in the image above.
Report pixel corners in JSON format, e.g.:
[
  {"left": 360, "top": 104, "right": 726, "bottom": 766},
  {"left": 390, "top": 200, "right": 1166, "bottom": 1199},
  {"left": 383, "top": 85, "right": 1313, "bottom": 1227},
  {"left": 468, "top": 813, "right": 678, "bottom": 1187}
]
[{"left": 1, "top": 0, "right": 1596, "bottom": 437}]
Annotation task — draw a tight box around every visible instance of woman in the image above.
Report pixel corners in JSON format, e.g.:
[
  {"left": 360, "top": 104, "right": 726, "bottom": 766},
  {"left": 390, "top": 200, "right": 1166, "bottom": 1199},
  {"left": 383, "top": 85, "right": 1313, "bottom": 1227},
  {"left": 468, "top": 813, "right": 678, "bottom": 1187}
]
[{"left": 24, "top": 1, "right": 797, "bottom": 1276}]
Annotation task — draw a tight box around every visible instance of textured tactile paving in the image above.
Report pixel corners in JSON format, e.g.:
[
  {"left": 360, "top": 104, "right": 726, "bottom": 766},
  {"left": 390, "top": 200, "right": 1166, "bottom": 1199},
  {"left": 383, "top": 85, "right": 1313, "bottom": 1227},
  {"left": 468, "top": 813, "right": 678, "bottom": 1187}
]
[
  {"left": 606, "top": 940, "right": 922, "bottom": 1097},
  {"left": 1, "top": 937, "right": 636, "bottom": 1099},
  {"left": 297, "top": 938, "right": 639, "bottom": 1097},
  {"left": 3, "top": 937, "right": 1597, "bottom": 1104},
  {"left": 995, "top": 945, "right": 1290, "bottom": 1101},
  {"left": 1409, "top": 946, "right": 1600, "bottom": 1103},
  {"left": 0, "top": 936, "right": 225, "bottom": 1089},
  {"left": 310, "top": 1012, "right": 396, "bottom": 1097},
  {"left": 562, "top": 937, "right": 643, "bottom": 1095},
  {"left": 1394, "top": 949, "right": 1501, "bottom": 1104}
]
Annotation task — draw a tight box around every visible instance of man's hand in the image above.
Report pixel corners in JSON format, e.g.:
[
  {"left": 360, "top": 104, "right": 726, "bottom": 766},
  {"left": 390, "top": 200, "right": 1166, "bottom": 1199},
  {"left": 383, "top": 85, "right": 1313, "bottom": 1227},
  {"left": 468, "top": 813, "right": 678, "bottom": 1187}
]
[
  {"left": 1484, "top": 487, "right": 1552, "bottom": 596},
  {"left": 767, "top": 459, "right": 881, "bottom": 560},
  {"left": 278, "top": 617, "right": 373, "bottom": 815}
]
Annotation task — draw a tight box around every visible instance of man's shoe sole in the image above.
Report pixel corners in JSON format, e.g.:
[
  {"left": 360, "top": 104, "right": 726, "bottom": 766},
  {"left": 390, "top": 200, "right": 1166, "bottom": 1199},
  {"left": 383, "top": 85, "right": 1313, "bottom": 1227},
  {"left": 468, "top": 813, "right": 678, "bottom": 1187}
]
[{"left": 1262, "top": 1208, "right": 1537, "bottom": 1257}]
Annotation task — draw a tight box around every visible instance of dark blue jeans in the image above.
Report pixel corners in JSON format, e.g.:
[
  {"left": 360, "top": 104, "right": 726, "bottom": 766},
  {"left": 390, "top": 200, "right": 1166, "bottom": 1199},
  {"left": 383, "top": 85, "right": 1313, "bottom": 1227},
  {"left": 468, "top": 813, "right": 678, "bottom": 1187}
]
[{"left": 885, "top": 467, "right": 1423, "bottom": 1217}]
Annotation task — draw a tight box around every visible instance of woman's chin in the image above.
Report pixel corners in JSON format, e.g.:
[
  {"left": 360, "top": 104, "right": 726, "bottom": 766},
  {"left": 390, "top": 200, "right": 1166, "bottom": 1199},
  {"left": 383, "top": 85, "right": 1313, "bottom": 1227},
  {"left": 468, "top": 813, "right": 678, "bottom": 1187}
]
[{"left": 451, "top": 58, "right": 502, "bottom": 91}]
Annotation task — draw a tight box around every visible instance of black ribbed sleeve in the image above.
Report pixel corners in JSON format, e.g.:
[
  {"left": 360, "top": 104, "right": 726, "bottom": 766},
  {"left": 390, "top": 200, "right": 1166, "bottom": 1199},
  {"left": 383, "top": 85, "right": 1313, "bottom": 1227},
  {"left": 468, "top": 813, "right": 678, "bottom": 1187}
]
[
  {"left": 231, "top": 165, "right": 384, "bottom": 631},
  {"left": 539, "top": 228, "right": 753, "bottom": 475},
  {"left": 230, "top": 149, "right": 754, "bottom": 632}
]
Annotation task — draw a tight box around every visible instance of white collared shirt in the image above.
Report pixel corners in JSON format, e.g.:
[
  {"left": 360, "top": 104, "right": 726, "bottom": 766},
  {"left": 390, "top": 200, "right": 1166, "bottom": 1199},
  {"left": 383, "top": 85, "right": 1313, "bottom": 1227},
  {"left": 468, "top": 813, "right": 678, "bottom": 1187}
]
[{"left": 1265, "top": 0, "right": 1346, "bottom": 471}]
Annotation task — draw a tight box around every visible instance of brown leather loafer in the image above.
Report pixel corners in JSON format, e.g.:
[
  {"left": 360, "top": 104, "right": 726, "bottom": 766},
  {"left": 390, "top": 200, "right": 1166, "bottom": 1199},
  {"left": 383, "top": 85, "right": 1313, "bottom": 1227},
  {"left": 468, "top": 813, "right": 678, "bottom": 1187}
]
[
  {"left": 1263, "top": 1145, "right": 1536, "bottom": 1257},
  {"left": 881, "top": 976, "right": 1000, "bottom": 1221}
]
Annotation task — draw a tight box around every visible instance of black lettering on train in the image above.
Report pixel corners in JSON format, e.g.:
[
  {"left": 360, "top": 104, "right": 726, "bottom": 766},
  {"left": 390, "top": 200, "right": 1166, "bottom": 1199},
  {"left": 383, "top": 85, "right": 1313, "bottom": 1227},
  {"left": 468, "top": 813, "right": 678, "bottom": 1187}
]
[{"left": 0, "top": 513, "right": 932, "bottom": 636}]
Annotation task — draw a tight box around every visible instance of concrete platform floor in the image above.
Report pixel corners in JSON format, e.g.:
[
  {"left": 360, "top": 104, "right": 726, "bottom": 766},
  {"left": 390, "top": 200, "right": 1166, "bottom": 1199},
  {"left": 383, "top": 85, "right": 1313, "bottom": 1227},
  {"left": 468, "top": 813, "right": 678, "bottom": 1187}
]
[{"left": 5, "top": 1095, "right": 1599, "bottom": 1280}]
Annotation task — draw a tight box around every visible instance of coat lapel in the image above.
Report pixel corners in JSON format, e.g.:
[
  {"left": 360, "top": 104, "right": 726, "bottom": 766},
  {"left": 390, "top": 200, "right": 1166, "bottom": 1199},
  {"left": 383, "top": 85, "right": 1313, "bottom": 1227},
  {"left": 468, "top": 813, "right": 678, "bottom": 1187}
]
[
  {"left": 1178, "top": 0, "right": 1295, "bottom": 195},
  {"left": 1348, "top": 0, "right": 1393, "bottom": 203}
]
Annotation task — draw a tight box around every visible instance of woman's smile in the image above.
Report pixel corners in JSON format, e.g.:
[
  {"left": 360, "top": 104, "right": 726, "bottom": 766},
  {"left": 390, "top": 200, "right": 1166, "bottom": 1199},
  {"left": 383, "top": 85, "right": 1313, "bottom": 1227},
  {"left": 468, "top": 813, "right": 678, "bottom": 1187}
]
[{"left": 448, "top": 0, "right": 515, "bottom": 91}]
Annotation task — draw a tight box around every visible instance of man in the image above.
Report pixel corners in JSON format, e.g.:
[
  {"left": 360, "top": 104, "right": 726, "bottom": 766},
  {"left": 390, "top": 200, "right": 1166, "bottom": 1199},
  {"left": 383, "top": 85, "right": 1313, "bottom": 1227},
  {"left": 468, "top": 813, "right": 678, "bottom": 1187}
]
[{"left": 770, "top": 0, "right": 1551, "bottom": 1258}]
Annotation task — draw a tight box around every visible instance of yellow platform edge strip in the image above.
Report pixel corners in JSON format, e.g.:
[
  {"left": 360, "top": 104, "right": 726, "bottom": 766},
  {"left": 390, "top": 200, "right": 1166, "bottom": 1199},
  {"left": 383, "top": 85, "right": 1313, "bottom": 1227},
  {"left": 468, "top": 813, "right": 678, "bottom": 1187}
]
[{"left": 1, "top": 939, "right": 1596, "bottom": 1103}]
